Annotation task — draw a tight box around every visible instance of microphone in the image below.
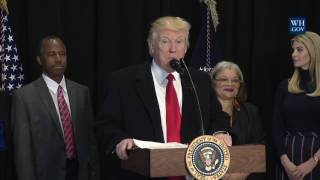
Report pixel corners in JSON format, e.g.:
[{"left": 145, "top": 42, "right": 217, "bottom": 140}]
[
  {"left": 169, "top": 59, "right": 185, "bottom": 74},
  {"left": 169, "top": 59, "right": 204, "bottom": 135}
]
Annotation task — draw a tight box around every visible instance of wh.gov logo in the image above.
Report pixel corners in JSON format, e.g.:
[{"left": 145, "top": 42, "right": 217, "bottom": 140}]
[{"left": 289, "top": 17, "right": 306, "bottom": 35}]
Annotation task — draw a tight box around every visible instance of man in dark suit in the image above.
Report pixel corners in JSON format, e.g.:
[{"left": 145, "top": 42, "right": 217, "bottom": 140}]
[
  {"left": 96, "top": 16, "right": 231, "bottom": 179},
  {"left": 11, "top": 36, "right": 99, "bottom": 180}
]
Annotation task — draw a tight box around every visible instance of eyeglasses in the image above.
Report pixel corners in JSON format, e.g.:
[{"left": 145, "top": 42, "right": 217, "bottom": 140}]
[{"left": 214, "top": 78, "right": 242, "bottom": 85}]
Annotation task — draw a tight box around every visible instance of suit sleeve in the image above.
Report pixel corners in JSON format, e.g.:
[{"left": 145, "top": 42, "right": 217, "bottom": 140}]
[
  {"left": 11, "top": 91, "right": 36, "bottom": 180},
  {"left": 95, "top": 74, "right": 130, "bottom": 155}
]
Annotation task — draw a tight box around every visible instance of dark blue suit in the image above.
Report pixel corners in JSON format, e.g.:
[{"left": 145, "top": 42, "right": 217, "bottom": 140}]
[{"left": 96, "top": 61, "right": 230, "bottom": 179}]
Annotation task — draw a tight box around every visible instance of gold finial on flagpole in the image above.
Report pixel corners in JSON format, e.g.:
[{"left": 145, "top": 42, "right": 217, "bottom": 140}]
[{"left": 200, "top": 0, "right": 218, "bottom": 31}]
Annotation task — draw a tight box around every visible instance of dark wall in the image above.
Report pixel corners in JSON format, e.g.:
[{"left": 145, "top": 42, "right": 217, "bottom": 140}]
[{"left": 5, "top": 0, "right": 320, "bottom": 179}]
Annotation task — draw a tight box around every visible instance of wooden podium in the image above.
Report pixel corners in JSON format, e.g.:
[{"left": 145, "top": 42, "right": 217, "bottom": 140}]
[{"left": 122, "top": 145, "right": 265, "bottom": 177}]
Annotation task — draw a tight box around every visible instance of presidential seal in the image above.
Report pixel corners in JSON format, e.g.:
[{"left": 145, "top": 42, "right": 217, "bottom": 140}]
[{"left": 185, "top": 135, "right": 230, "bottom": 180}]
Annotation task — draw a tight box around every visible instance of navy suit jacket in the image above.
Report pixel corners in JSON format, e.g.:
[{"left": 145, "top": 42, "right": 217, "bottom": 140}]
[{"left": 96, "top": 61, "right": 230, "bottom": 179}]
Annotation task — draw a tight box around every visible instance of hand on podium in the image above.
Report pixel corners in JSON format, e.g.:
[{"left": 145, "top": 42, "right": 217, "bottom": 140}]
[
  {"left": 116, "top": 138, "right": 135, "bottom": 160},
  {"left": 213, "top": 132, "right": 232, "bottom": 146}
]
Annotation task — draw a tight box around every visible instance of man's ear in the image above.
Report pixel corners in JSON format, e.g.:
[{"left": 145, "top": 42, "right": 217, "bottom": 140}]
[{"left": 36, "top": 56, "right": 42, "bottom": 66}]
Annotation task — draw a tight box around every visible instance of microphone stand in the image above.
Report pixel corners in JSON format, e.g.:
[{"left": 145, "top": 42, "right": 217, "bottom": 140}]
[{"left": 179, "top": 59, "right": 205, "bottom": 136}]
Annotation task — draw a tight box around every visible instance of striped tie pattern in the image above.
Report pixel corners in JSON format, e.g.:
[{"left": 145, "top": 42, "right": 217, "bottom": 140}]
[{"left": 57, "top": 86, "right": 76, "bottom": 159}]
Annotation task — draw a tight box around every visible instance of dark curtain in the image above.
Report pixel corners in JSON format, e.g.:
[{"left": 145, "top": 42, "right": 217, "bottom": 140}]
[
  {"left": 217, "top": 0, "right": 320, "bottom": 178},
  {"left": 2, "top": 0, "right": 320, "bottom": 179}
]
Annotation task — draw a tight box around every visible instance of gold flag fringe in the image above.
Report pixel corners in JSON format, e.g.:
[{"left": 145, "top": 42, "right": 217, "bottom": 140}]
[
  {"left": 200, "top": 0, "right": 218, "bottom": 31},
  {"left": 0, "top": 0, "right": 9, "bottom": 15}
]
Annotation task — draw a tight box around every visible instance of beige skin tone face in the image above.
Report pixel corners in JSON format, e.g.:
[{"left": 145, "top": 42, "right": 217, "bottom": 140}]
[
  {"left": 291, "top": 41, "right": 310, "bottom": 70},
  {"left": 214, "top": 68, "right": 241, "bottom": 101},
  {"left": 149, "top": 29, "right": 188, "bottom": 73},
  {"left": 37, "top": 38, "right": 67, "bottom": 83}
]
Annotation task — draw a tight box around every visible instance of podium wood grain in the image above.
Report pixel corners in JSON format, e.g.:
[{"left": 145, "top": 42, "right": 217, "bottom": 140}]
[{"left": 122, "top": 144, "right": 266, "bottom": 177}]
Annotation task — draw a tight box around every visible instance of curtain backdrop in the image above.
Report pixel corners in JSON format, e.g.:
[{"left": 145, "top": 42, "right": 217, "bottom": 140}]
[{"left": 5, "top": 0, "right": 320, "bottom": 179}]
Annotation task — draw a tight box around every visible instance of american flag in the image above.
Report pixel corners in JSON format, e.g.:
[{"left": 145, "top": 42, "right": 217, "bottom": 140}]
[{"left": 0, "top": 9, "right": 24, "bottom": 93}]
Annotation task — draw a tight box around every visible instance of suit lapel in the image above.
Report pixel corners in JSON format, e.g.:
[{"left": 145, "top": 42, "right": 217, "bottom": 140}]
[
  {"left": 135, "top": 61, "right": 164, "bottom": 142},
  {"left": 35, "top": 77, "right": 64, "bottom": 140}
]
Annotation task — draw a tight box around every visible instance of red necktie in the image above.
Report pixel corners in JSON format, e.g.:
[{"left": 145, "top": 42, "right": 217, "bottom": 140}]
[
  {"left": 57, "top": 86, "right": 76, "bottom": 159},
  {"left": 166, "top": 74, "right": 184, "bottom": 180}
]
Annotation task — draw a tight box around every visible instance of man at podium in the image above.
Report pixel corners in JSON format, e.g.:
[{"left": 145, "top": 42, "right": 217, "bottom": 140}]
[{"left": 96, "top": 16, "right": 231, "bottom": 180}]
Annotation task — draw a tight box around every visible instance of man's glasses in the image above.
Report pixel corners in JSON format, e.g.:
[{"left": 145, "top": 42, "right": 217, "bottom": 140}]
[{"left": 214, "top": 78, "right": 242, "bottom": 85}]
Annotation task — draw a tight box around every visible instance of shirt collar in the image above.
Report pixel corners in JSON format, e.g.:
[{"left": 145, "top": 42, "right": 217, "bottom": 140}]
[
  {"left": 42, "top": 73, "right": 67, "bottom": 94},
  {"left": 151, "top": 59, "right": 180, "bottom": 85}
]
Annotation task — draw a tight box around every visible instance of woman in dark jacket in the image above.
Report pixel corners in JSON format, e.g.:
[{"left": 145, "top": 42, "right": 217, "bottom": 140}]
[{"left": 209, "top": 61, "right": 264, "bottom": 180}]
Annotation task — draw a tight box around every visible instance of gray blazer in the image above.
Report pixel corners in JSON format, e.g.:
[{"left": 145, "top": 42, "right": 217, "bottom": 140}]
[{"left": 11, "top": 77, "right": 99, "bottom": 180}]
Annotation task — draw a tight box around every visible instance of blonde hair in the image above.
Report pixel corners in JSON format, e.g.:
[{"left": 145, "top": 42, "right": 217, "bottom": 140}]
[
  {"left": 147, "top": 16, "right": 190, "bottom": 55},
  {"left": 288, "top": 31, "right": 320, "bottom": 96},
  {"left": 209, "top": 61, "right": 247, "bottom": 102}
]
